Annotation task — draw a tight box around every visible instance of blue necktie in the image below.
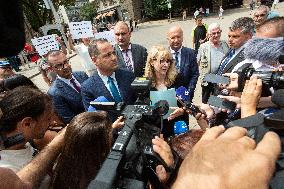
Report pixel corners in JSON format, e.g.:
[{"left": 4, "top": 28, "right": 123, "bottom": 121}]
[
  {"left": 217, "top": 49, "right": 235, "bottom": 75},
  {"left": 107, "top": 76, "right": 122, "bottom": 103},
  {"left": 175, "top": 51, "right": 180, "bottom": 71}
]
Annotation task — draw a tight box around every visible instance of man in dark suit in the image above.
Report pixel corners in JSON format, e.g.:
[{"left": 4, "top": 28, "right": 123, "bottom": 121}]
[
  {"left": 216, "top": 17, "right": 254, "bottom": 75},
  {"left": 114, "top": 21, "right": 147, "bottom": 77},
  {"left": 47, "top": 50, "right": 88, "bottom": 124},
  {"left": 167, "top": 26, "right": 199, "bottom": 101},
  {"left": 81, "top": 39, "right": 136, "bottom": 121}
]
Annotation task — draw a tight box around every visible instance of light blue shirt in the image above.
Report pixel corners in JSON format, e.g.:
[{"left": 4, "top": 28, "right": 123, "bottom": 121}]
[{"left": 97, "top": 71, "right": 121, "bottom": 97}]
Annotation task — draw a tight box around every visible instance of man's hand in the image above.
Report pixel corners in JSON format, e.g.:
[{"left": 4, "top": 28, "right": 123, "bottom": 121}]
[
  {"left": 223, "top": 73, "right": 239, "bottom": 90},
  {"left": 173, "top": 126, "right": 281, "bottom": 189},
  {"left": 168, "top": 107, "right": 184, "bottom": 121},
  {"left": 152, "top": 135, "right": 174, "bottom": 183},
  {"left": 241, "top": 77, "right": 262, "bottom": 118},
  {"left": 112, "top": 116, "right": 124, "bottom": 129}
]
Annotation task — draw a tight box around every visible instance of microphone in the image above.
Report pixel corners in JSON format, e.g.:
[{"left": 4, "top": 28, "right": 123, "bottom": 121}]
[
  {"left": 244, "top": 37, "right": 284, "bottom": 62},
  {"left": 176, "top": 86, "right": 190, "bottom": 102},
  {"left": 88, "top": 96, "right": 110, "bottom": 112}
]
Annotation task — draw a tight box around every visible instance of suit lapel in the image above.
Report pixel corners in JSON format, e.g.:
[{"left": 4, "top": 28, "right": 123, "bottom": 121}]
[
  {"left": 115, "top": 45, "right": 126, "bottom": 68},
  {"left": 115, "top": 71, "right": 126, "bottom": 101},
  {"left": 222, "top": 49, "right": 244, "bottom": 73},
  {"left": 92, "top": 74, "right": 114, "bottom": 101},
  {"left": 180, "top": 47, "right": 186, "bottom": 74},
  {"left": 56, "top": 79, "right": 80, "bottom": 100}
]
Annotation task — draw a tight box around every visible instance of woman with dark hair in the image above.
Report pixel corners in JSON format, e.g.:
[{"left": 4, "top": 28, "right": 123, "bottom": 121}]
[
  {"left": 52, "top": 112, "right": 175, "bottom": 189},
  {"left": 52, "top": 112, "right": 112, "bottom": 189},
  {"left": 0, "top": 86, "right": 54, "bottom": 172}
]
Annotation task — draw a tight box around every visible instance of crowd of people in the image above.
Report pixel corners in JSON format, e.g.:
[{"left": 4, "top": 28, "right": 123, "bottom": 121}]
[{"left": 0, "top": 2, "right": 283, "bottom": 189}]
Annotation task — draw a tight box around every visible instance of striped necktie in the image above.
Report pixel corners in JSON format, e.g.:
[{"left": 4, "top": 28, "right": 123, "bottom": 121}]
[
  {"left": 124, "top": 49, "right": 134, "bottom": 72},
  {"left": 217, "top": 49, "right": 235, "bottom": 75}
]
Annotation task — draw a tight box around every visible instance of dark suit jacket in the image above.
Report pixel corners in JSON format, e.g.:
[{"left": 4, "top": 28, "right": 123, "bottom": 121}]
[
  {"left": 220, "top": 49, "right": 245, "bottom": 74},
  {"left": 179, "top": 47, "right": 199, "bottom": 100},
  {"left": 48, "top": 71, "right": 89, "bottom": 124},
  {"left": 81, "top": 69, "right": 136, "bottom": 120},
  {"left": 115, "top": 43, "right": 147, "bottom": 77}
]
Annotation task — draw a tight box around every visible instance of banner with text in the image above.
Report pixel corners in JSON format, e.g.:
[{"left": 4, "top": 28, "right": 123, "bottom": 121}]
[
  {"left": 94, "top": 30, "right": 116, "bottom": 45},
  {"left": 69, "top": 21, "right": 94, "bottom": 39},
  {"left": 31, "top": 35, "right": 59, "bottom": 56}
]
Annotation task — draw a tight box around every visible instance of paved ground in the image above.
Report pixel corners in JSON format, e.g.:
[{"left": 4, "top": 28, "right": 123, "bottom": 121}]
[{"left": 19, "top": 3, "right": 284, "bottom": 127}]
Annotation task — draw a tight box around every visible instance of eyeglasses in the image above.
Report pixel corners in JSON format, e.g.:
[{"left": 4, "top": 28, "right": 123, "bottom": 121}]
[
  {"left": 211, "top": 31, "right": 221, "bottom": 35},
  {"left": 254, "top": 14, "right": 266, "bottom": 18},
  {"left": 52, "top": 59, "right": 69, "bottom": 70},
  {"left": 153, "top": 58, "right": 172, "bottom": 64}
]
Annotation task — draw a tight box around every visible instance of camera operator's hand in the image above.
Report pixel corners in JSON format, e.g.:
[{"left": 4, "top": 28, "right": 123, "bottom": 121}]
[
  {"left": 218, "top": 95, "right": 241, "bottom": 109},
  {"left": 194, "top": 103, "right": 215, "bottom": 130},
  {"left": 112, "top": 116, "right": 124, "bottom": 129},
  {"left": 223, "top": 73, "right": 239, "bottom": 90},
  {"left": 172, "top": 126, "right": 281, "bottom": 189},
  {"left": 168, "top": 107, "right": 184, "bottom": 121},
  {"left": 241, "top": 77, "right": 262, "bottom": 118},
  {"left": 152, "top": 135, "right": 174, "bottom": 183}
]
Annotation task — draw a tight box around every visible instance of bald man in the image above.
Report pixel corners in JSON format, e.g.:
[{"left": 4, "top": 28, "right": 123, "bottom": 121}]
[
  {"left": 114, "top": 21, "right": 147, "bottom": 77},
  {"left": 167, "top": 26, "right": 199, "bottom": 101}
]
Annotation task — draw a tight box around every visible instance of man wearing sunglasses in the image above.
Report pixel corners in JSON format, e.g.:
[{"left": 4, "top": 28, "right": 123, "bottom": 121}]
[
  {"left": 0, "top": 60, "right": 15, "bottom": 81},
  {"left": 47, "top": 50, "right": 88, "bottom": 124}
]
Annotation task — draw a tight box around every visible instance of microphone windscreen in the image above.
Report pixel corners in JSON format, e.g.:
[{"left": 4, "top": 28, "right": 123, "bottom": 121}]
[
  {"left": 87, "top": 96, "right": 109, "bottom": 112},
  {"left": 271, "top": 89, "right": 284, "bottom": 107},
  {"left": 244, "top": 37, "right": 284, "bottom": 61},
  {"left": 176, "top": 86, "right": 189, "bottom": 101}
]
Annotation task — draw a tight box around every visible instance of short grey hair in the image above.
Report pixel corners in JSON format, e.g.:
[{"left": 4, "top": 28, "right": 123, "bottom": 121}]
[
  {"left": 229, "top": 17, "right": 255, "bottom": 35},
  {"left": 254, "top": 5, "right": 269, "bottom": 16},
  {"left": 208, "top": 23, "right": 221, "bottom": 33},
  {"left": 88, "top": 38, "right": 109, "bottom": 58}
]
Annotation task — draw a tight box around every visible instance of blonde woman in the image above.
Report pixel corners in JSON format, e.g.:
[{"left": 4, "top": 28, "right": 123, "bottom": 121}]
[{"left": 144, "top": 45, "right": 188, "bottom": 138}]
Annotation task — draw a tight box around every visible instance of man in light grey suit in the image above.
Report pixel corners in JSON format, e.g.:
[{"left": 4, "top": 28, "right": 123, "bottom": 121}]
[{"left": 114, "top": 21, "right": 147, "bottom": 77}]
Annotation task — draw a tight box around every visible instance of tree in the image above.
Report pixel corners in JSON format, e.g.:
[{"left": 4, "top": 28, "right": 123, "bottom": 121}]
[
  {"left": 80, "top": 2, "right": 97, "bottom": 21},
  {"left": 21, "top": 0, "right": 75, "bottom": 32},
  {"left": 143, "top": 0, "right": 169, "bottom": 19}
]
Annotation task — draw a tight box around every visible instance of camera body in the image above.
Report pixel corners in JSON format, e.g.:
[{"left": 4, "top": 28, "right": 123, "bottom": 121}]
[{"left": 88, "top": 78, "right": 175, "bottom": 189}]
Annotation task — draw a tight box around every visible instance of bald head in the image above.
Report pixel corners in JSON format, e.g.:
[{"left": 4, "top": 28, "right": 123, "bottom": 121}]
[
  {"left": 167, "top": 26, "right": 184, "bottom": 51},
  {"left": 114, "top": 21, "right": 131, "bottom": 50}
]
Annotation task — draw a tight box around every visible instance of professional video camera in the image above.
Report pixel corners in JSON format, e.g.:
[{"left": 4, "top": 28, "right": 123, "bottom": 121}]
[
  {"left": 88, "top": 78, "right": 179, "bottom": 189},
  {"left": 235, "top": 63, "right": 284, "bottom": 92},
  {"left": 228, "top": 89, "right": 284, "bottom": 189}
]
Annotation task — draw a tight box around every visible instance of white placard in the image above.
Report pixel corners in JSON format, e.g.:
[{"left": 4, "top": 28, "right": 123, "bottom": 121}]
[
  {"left": 31, "top": 35, "right": 59, "bottom": 56},
  {"left": 94, "top": 30, "right": 116, "bottom": 45},
  {"left": 69, "top": 21, "right": 94, "bottom": 39}
]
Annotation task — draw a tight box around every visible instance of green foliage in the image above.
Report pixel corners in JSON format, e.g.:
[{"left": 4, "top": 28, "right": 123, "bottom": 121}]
[
  {"left": 21, "top": 0, "right": 75, "bottom": 32},
  {"left": 143, "top": 0, "right": 169, "bottom": 19},
  {"left": 79, "top": 2, "right": 97, "bottom": 21}
]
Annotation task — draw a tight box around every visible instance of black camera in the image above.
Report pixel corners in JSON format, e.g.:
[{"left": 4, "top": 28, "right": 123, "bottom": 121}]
[
  {"left": 236, "top": 64, "right": 284, "bottom": 92},
  {"left": 88, "top": 78, "right": 179, "bottom": 189}
]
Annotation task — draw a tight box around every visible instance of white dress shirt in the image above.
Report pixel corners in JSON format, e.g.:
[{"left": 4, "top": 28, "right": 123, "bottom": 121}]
[
  {"left": 57, "top": 75, "right": 81, "bottom": 91},
  {"left": 118, "top": 44, "right": 134, "bottom": 72}
]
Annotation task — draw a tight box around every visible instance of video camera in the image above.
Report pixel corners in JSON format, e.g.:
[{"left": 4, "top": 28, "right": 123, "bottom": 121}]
[
  {"left": 235, "top": 63, "right": 284, "bottom": 92},
  {"left": 228, "top": 89, "right": 284, "bottom": 189},
  {"left": 88, "top": 78, "right": 179, "bottom": 189}
]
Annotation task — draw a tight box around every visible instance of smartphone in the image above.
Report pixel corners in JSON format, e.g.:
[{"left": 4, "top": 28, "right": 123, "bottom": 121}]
[
  {"left": 208, "top": 95, "right": 236, "bottom": 111},
  {"left": 204, "top": 73, "right": 230, "bottom": 85}
]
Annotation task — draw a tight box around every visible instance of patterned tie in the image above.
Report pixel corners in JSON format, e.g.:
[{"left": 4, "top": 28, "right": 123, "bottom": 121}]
[
  {"left": 217, "top": 49, "right": 235, "bottom": 75},
  {"left": 175, "top": 51, "right": 180, "bottom": 71},
  {"left": 124, "top": 49, "right": 134, "bottom": 72},
  {"left": 70, "top": 78, "right": 81, "bottom": 93},
  {"left": 107, "top": 76, "right": 122, "bottom": 103}
]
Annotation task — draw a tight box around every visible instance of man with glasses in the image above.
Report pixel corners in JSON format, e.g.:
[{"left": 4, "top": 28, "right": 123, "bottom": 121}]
[
  {"left": 0, "top": 60, "right": 15, "bottom": 81},
  {"left": 114, "top": 21, "right": 147, "bottom": 77},
  {"left": 167, "top": 25, "right": 199, "bottom": 102},
  {"left": 47, "top": 50, "right": 88, "bottom": 124},
  {"left": 197, "top": 23, "right": 229, "bottom": 103},
  {"left": 81, "top": 39, "right": 136, "bottom": 121}
]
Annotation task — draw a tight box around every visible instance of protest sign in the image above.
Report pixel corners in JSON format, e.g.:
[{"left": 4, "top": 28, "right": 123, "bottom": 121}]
[
  {"left": 31, "top": 35, "right": 59, "bottom": 56},
  {"left": 94, "top": 30, "right": 116, "bottom": 45},
  {"left": 69, "top": 21, "right": 94, "bottom": 39}
]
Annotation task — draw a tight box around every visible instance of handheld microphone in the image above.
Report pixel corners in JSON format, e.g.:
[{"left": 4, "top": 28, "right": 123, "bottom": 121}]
[
  {"left": 88, "top": 96, "right": 111, "bottom": 112},
  {"left": 176, "top": 86, "right": 190, "bottom": 102}
]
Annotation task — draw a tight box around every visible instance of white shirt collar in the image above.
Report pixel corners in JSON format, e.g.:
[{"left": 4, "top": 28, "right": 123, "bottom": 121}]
[
  {"left": 97, "top": 71, "right": 116, "bottom": 83},
  {"left": 57, "top": 74, "right": 75, "bottom": 83},
  {"left": 170, "top": 47, "right": 182, "bottom": 54},
  {"left": 118, "top": 43, "right": 132, "bottom": 52}
]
